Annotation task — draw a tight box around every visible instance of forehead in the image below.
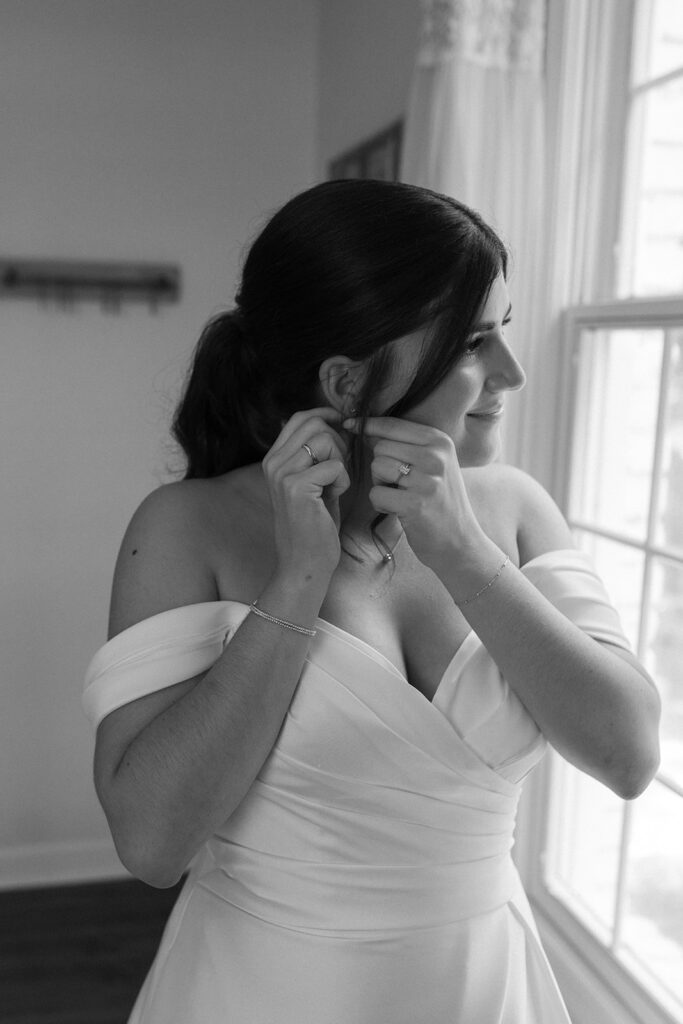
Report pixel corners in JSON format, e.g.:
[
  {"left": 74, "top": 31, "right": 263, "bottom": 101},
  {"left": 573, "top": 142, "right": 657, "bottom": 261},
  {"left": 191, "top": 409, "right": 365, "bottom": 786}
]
[{"left": 477, "top": 275, "right": 510, "bottom": 322}]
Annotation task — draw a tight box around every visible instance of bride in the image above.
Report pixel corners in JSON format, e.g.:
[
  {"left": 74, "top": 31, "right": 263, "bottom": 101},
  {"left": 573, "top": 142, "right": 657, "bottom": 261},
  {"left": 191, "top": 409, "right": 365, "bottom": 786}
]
[{"left": 84, "top": 178, "right": 660, "bottom": 1023}]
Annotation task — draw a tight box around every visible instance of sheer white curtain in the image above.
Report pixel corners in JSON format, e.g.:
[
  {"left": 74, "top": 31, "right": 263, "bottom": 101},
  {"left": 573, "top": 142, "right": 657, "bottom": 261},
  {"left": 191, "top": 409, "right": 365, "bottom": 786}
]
[{"left": 400, "top": 0, "right": 547, "bottom": 475}]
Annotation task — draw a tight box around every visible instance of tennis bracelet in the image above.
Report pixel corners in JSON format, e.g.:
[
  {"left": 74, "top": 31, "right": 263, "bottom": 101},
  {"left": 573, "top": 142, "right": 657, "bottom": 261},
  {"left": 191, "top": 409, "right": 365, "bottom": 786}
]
[{"left": 249, "top": 599, "right": 317, "bottom": 637}]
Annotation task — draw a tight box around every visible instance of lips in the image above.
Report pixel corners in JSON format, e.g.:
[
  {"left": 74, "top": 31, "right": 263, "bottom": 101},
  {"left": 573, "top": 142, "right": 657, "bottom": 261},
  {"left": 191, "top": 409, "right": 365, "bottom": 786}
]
[{"left": 467, "top": 404, "right": 504, "bottom": 418}]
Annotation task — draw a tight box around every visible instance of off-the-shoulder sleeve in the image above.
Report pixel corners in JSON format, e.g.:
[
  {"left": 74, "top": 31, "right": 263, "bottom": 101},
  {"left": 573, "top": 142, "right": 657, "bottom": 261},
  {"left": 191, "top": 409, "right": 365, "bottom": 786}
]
[
  {"left": 82, "top": 601, "right": 250, "bottom": 729},
  {"left": 519, "top": 547, "right": 632, "bottom": 651},
  {"left": 434, "top": 546, "right": 633, "bottom": 784}
]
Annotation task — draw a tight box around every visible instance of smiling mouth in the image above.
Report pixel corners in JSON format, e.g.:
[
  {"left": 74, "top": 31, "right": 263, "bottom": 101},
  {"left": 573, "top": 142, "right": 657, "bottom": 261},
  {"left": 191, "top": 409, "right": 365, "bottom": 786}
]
[{"left": 467, "top": 406, "right": 504, "bottom": 420}]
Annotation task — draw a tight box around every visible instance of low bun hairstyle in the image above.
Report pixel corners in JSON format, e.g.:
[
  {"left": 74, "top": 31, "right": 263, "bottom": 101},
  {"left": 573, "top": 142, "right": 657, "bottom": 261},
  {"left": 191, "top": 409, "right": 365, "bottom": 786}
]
[
  {"left": 172, "top": 179, "right": 508, "bottom": 479},
  {"left": 171, "top": 309, "right": 278, "bottom": 474}
]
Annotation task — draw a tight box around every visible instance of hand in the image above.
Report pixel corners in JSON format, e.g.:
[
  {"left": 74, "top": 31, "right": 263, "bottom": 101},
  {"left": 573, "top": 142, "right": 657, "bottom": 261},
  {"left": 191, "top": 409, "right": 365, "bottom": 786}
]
[
  {"left": 344, "top": 416, "right": 485, "bottom": 574},
  {"left": 262, "top": 408, "right": 352, "bottom": 580}
]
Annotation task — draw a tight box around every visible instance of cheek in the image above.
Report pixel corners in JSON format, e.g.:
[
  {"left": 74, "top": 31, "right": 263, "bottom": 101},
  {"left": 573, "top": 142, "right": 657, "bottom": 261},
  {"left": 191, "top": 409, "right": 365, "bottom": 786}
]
[{"left": 404, "top": 370, "right": 477, "bottom": 429}]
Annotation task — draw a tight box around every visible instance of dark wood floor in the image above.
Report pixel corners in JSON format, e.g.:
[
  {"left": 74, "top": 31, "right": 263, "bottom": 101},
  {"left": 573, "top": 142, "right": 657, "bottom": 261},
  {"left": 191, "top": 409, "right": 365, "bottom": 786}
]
[{"left": 0, "top": 876, "right": 184, "bottom": 1024}]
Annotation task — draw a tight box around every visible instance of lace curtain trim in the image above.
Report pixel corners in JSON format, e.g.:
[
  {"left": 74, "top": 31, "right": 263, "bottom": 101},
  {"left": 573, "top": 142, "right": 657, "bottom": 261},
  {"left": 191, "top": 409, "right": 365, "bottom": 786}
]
[{"left": 416, "top": 0, "right": 546, "bottom": 72}]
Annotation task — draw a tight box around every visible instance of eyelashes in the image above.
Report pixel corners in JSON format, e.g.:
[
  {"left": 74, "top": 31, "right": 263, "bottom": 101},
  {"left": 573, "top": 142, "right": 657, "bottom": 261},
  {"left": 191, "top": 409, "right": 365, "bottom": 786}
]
[
  {"left": 464, "top": 336, "right": 485, "bottom": 356},
  {"left": 464, "top": 318, "right": 512, "bottom": 357}
]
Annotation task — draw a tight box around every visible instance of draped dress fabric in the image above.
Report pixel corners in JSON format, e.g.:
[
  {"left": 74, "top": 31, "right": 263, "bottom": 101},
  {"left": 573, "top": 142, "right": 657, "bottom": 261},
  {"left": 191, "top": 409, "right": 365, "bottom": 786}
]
[{"left": 83, "top": 549, "right": 632, "bottom": 1023}]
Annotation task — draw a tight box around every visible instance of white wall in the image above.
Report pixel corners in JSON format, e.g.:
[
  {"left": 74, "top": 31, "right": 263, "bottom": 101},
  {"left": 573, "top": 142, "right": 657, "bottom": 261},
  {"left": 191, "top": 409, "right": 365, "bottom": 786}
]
[
  {"left": 0, "top": 0, "right": 319, "bottom": 887},
  {"left": 0, "top": 0, "right": 422, "bottom": 893},
  {"left": 317, "top": 0, "right": 421, "bottom": 177}
]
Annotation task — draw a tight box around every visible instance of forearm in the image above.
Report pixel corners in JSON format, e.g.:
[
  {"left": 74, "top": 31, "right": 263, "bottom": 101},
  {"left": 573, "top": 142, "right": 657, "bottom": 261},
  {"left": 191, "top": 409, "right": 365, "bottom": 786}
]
[
  {"left": 440, "top": 533, "right": 661, "bottom": 798},
  {"left": 104, "top": 570, "right": 329, "bottom": 885}
]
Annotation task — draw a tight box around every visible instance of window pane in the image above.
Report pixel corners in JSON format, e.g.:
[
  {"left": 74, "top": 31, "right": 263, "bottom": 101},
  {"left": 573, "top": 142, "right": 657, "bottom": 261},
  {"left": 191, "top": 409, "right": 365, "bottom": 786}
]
[
  {"left": 545, "top": 759, "right": 624, "bottom": 940},
  {"left": 569, "top": 329, "right": 662, "bottom": 541},
  {"left": 619, "top": 74, "right": 683, "bottom": 297},
  {"left": 634, "top": 0, "right": 683, "bottom": 84},
  {"left": 655, "top": 330, "right": 683, "bottom": 553},
  {"left": 573, "top": 531, "right": 645, "bottom": 650},
  {"left": 620, "top": 780, "right": 683, "bottom": 1019},
  {"left": 646, "top": 557, "right": 683, "bottom": 788}
]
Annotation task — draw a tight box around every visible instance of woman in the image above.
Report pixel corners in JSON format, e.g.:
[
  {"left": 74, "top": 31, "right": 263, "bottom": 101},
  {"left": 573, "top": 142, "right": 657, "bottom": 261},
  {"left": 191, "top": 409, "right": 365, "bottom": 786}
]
[{"left": 84, "top": 179, "right": 660, "bottom": 1023}]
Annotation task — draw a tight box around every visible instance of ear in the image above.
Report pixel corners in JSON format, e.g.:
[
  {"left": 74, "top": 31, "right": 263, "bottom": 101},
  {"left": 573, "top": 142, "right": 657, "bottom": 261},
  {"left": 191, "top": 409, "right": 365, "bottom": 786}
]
[{"left": 318, "top": 355, "right": 364, "bottom": 415}]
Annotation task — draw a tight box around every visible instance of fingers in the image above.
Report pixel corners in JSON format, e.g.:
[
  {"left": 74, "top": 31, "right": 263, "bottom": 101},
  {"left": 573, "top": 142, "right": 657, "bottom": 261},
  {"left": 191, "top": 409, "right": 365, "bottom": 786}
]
[
  {"left": 343, "top": 416, "right": 441, "bottom": 445},
  {"left": 367, "top": 484, "right": 406, "bottom": 516},
  {"left": 316, "top": 460, "right": 352, "bottom": 500},
  {"left": 267, "top": 431, "right": 347, "bottom": 485},
  {"left": 263, "top": 407, "right": 351, "bottom": 500},
  {"left": 299, "top": 431, "right": 349, "bottom": 467},
  {"left": 282, "top": 459, "right": 352, "bottom": 501},
  {"left": 371, "top": 454, "right": 415, "bottom": 488},
  {"left": 343, "top": 416, "right": 454, "bottom": 471},
  {"left": 266, "top": 409, "right": 349, "bottom": 473},
  {"left": 270, "top": 407, "right": 343, "bottom": 455}
]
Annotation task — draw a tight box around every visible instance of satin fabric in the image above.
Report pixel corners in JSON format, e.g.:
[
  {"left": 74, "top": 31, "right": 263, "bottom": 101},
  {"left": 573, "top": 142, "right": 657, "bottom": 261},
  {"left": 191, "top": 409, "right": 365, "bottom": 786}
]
[{"left": 83, "top": 548, "right": 631, "bottom": 1022}]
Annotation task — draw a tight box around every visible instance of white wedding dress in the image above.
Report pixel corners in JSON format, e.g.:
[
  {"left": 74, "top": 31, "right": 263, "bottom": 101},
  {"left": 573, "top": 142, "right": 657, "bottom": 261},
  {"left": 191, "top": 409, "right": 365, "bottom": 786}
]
[{"left": 83, "top": 548, "right": 631, "bottom": 1023}]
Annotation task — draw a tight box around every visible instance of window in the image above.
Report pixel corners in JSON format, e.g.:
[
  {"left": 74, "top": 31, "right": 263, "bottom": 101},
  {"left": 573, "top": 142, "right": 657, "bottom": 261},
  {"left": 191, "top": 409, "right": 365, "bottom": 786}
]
[
  {"left": 527, "top": 3, "right": 683, "bottom": 1021},
  {"left": 618, "top": 0, "right": 683, "bottom": 297},
  {"left": 540, "top": 301, "right": 683, "bottom": 1024}
]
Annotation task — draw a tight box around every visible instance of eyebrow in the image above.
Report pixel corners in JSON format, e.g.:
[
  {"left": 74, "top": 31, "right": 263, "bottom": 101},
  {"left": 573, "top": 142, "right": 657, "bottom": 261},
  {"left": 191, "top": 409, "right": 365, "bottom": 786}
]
[{"left": 472, "top": 303, "right": 513, "bottom": 332}]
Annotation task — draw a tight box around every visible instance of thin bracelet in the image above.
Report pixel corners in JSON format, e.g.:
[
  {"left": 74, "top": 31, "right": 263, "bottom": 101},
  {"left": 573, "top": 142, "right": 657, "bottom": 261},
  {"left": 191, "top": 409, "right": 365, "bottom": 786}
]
[
  {"left": 249, "top": 599, "right": 317, "bottom": 637},
  {"left": 457, "top": 555, "right": 510, "bottom": 607}
]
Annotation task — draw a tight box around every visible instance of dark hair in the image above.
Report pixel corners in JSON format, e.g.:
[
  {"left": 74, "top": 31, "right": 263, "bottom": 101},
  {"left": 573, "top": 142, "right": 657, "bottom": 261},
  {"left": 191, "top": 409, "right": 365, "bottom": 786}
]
[{"left": 172, "top": 178, "right": 507, "bottom": 480}]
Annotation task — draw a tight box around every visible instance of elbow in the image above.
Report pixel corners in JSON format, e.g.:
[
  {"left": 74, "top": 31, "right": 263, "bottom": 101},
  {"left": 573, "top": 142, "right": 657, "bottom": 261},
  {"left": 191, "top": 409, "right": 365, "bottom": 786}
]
[
  {"left": 610, "top": 684, "right": 662, "bottom": 801},
  {"left": 96, "top": 779, "right": 191, "bottom": 888},
  {"left": 609, "top": 728, "right": 661, "bottom": 802},
  {"left": 614, "top": 747, "right": 660, "bottom": 801},
  {"left": 102, "top": 802, "right": 190, "bottom": 888},
  {"left": 115, "top": 832, "right": 188, "bottom": 889}
]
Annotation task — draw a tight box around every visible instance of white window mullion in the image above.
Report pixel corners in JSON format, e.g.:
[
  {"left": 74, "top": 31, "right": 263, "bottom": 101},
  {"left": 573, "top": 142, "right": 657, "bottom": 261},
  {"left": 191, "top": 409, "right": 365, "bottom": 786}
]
[
  {"left": 631, "top": 64, "right": 683, "bottom": 98},
  {"left": 569, "top": 520, "right": 683, "bottom": 564},
  {"left": 657, "top": 770, "right": 683, "bottom": 801},
  {"left": 611, "top": 800, "right": 635, "bottom": 952},
  {"left": 644, "top": 331, "right": 673, "bottom": 550},
  {"left": 635, "top": 332, "right": 673, "bottom": 670}
]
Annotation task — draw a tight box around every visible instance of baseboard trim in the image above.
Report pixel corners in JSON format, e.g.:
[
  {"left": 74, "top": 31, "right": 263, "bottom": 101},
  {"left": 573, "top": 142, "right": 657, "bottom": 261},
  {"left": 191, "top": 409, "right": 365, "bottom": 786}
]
[{"left": 0, "top": 838, "right": 129, "bottom": 890}]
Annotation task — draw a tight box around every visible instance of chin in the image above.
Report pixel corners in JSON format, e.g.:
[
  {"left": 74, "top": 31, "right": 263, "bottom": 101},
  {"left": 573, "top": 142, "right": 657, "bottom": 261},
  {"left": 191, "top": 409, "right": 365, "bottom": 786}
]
[{"left": 456, "top": 436, "right": 501, "bottom": 468}]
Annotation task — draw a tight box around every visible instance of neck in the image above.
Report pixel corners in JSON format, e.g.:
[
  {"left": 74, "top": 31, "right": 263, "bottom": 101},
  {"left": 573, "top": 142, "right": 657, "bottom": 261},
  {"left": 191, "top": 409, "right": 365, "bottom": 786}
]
[
  {"left": 242, "top": 456, "right": 404, "bottom": 566},
  {"left": 337, "top": 464, "right": 404, "bottom": 565}
]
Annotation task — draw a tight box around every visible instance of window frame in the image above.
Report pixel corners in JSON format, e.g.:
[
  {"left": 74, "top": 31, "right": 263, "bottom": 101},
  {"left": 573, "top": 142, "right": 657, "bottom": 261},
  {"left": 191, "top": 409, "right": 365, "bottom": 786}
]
[{"left": 515, "top": 295, "right": 683, "bottom": 1024}]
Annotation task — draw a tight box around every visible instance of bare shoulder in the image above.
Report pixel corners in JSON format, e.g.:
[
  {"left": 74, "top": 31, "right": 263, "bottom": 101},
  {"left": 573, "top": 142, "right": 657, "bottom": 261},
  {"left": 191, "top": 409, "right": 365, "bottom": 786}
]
[
  {"left": 463, "top": 462, "right": 574, "bottom": 567},
  {"left": 108, "top": 478, "right": 223, "bottom": 638}
]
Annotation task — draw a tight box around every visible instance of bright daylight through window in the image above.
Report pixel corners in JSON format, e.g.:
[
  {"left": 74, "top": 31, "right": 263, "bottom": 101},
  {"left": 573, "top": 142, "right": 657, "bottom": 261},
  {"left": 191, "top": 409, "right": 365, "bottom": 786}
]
[
  {"left": 619, "top": 0, "right": 683, "bottom": 296},
  {"left": 541, "top": 2, "right": 683, "bottom": 1021}
]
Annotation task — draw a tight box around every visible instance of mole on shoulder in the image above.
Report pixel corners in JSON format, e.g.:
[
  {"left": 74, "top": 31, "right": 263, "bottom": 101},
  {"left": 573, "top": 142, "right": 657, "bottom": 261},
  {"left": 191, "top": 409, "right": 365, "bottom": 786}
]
[{"left": 131, "top": 548, "right": 138, "bottom": 556}]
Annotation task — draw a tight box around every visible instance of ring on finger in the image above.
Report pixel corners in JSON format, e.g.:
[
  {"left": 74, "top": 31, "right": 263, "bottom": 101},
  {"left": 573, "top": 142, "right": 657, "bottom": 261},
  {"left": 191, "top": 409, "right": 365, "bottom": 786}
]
[
  {"left": 302, "top": 442, "right": 319, "bottom": 465},
  {"left": 396, "top": 462, "right": 412, "bottom": 484}
]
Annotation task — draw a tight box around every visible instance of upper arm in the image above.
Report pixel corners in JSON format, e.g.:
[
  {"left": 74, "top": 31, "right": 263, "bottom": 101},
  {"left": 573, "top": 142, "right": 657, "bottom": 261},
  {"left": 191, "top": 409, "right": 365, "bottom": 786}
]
[
  {"left": 96, "top": 482, "right": 220, "bottom": 790},
  {"left": 108, "top": 481, "right": 219, "bottom": 638}
]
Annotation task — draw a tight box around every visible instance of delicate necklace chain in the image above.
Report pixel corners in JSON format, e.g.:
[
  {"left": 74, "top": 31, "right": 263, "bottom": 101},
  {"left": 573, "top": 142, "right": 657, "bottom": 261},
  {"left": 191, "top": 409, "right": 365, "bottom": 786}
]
[
  {"left": 371, "top": 527, "right": 404, "bottom": 564},
  {"left": 341, "top": 524, "right": 404, "bottom": 566}
]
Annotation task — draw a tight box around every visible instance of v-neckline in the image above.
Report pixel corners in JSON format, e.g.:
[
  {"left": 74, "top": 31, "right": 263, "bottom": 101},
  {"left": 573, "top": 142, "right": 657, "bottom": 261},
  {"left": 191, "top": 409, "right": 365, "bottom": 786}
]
[
  {"left": 307, "top": 615, "right": 480, "bottom": 706},
  {"left": 303, "top": 614, "right": 518, "bottom": 794},
  {"left": 306, "top": 549, "right": 581, "bottom": 703}
]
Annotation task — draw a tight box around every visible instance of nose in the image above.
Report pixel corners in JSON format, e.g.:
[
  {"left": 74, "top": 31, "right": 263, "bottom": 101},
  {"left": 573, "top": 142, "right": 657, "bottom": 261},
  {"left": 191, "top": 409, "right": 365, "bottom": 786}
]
[{"left": 485, "top": 335, "right": 526, "bottom": 393}]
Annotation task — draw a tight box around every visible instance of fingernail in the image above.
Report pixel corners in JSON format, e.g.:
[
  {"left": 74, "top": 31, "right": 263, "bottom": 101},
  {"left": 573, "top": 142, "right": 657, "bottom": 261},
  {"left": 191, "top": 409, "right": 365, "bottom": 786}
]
[{"left": 342, "top": 418, "right": 357, "bottom": 430}]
